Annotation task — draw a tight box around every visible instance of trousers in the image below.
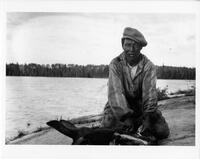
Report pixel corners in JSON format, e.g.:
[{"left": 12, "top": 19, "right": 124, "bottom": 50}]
[{"left": 101, "top": 105, "right": 170, "bottom": 140}]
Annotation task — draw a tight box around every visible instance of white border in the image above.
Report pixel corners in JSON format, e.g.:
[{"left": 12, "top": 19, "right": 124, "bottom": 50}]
[
  {"left": 0, "top": 0, "right": 7, "bottom": 159},
  {"left": 1, "top": 1, "right": 200, "bottom": 159},
  {"left": 4, "top": 1, "right": 200, "bottom": 13},
  {"left": 195, "top": 3, "right": 200, "bottom": 159}
]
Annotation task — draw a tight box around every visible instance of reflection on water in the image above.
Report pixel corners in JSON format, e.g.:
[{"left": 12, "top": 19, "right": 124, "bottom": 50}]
[{"left": 6, "top": 77, "right": 195, "bottom": 139}]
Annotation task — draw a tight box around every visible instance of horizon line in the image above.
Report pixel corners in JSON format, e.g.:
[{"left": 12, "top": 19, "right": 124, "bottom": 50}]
[{"left": 5, "top": 62, "right": 196, "bottom": 69}]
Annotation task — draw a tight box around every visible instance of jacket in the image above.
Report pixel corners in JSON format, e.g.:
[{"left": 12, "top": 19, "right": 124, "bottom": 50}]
[{"left": 105, "top": 52, "right": 158, "bottom": 121}]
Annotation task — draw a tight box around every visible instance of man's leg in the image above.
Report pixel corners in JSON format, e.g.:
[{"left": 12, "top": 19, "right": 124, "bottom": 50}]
[
  {"left": 101, "top": 102, "right": 134, "bottom": 129},
  {"left": 140, "top": 110, "right": 170, "bottom": 140},
  {"left": 152, "top": 110, "right": 170, "bottom": 139},
  {"left": 101, "top": 103, "right": 117, "bottom": 128}
]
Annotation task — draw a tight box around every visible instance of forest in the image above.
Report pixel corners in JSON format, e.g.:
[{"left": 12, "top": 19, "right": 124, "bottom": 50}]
[{"left": 6, "top": 63, "right": 195, "bottom": 79}]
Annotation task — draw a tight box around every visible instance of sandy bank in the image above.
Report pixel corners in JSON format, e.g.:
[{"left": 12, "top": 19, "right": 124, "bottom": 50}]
[{"left": 7, "top": 96, "right": 195, "bottom": 145}]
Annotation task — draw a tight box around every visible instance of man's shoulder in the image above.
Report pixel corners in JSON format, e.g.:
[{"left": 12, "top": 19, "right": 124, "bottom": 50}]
[
  {"left": 141, "top": 54, "right": 156, "bottom": 71},
  {"left": 109, "top": 52, "right": 124, "bottom": 66}
]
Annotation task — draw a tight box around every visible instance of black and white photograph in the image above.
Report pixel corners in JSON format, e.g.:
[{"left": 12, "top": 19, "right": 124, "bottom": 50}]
[{"left": 1, "top": 1, "right": 200, "bottom": 159}]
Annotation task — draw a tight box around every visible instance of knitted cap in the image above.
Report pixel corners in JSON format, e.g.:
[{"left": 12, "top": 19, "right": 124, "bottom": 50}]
[{"left": 122, "top": 27, "right": 147, "bottom": 47}]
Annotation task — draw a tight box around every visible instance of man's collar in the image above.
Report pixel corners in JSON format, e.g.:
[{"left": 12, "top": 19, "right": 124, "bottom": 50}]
[{"left": 119, "top": 52, "right": 146, "bottom": 80}]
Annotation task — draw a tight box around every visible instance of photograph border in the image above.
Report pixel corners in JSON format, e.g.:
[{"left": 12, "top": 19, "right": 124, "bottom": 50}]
[{"left": 1, "top": 1, "right": 200, "bottom": 159}]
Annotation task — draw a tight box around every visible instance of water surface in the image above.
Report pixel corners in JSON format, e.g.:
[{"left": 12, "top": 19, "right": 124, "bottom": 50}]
[{"left": 6, "top": 77, "right": 195, "bottom": 139}]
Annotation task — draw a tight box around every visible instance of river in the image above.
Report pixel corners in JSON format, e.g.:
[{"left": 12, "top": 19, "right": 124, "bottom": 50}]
[{"left": 5, "top": 77, "right": 195, "bottom": 140}]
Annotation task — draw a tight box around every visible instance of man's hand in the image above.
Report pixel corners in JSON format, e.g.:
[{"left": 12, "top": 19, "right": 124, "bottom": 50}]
[
  {"left": 120, "top": 110, "right": 134, "bottom": 122},
  {"left": 137, "top": 111, "right": 160, "bottom": 137},
  {"left": 114, "top": 110, "right": 136, "bottom": 133}
]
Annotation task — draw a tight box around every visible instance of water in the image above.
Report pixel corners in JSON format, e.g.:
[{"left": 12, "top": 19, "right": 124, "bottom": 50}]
[
  {"left": 6, "top": 77, "right": 195, "bottom": 139},
  {"left": 156, "top": 79, "right": 195, "bottom": 93}
]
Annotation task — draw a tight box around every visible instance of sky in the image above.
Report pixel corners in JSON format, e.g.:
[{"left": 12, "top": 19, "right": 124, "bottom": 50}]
[{"left": 7, "top": 12, "right": 196, "bottom": 67}]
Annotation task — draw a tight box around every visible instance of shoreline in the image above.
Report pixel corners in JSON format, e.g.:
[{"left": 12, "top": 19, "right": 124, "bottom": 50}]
[
  {"left": 6, "top": 95, "right": 195, "bottom": 145},
  {"left": 6, "top": 114, "right": 103, "bottom": 144}
]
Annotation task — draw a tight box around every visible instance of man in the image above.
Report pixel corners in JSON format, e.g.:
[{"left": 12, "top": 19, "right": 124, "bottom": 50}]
[{"left": 101, "top": 27, "right": 169, "bottom": 140}]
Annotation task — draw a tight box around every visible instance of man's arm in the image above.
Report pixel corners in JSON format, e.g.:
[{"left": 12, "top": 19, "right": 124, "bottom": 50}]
[
  {"left": 108, "top": 61, "right": 133, "bottom": 121},
  {"left": 142, "top": 62, "right": 158, "bottom": 113}
]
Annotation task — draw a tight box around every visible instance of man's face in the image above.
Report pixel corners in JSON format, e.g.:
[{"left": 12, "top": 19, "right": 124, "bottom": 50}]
[{"left": 123, "top": 38, "right": 142, "bottom": 61}]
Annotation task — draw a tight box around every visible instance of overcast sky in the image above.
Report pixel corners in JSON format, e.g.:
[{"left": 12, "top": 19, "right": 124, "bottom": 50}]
[{"left": 7, "top": 12, "right": 196, "bottom": 67}]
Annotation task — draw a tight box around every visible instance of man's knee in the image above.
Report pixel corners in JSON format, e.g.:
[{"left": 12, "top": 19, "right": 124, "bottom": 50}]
[
  {"left": 153, "top": 111, "right": 170, "bottom": 139},
  {"left": 142, "top": 110, "right": 170, "bottom": 140},
  {"left": 153, "top": 120, "right": 170, "bottom": 139},
  {"left": 101, "top": 107, "right": 117, "bottom": 128}
]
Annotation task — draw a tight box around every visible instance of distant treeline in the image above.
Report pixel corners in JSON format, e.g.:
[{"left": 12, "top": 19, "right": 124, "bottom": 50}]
[{"left": 6, "top": 63, "right": 195, "bottom": 79}]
